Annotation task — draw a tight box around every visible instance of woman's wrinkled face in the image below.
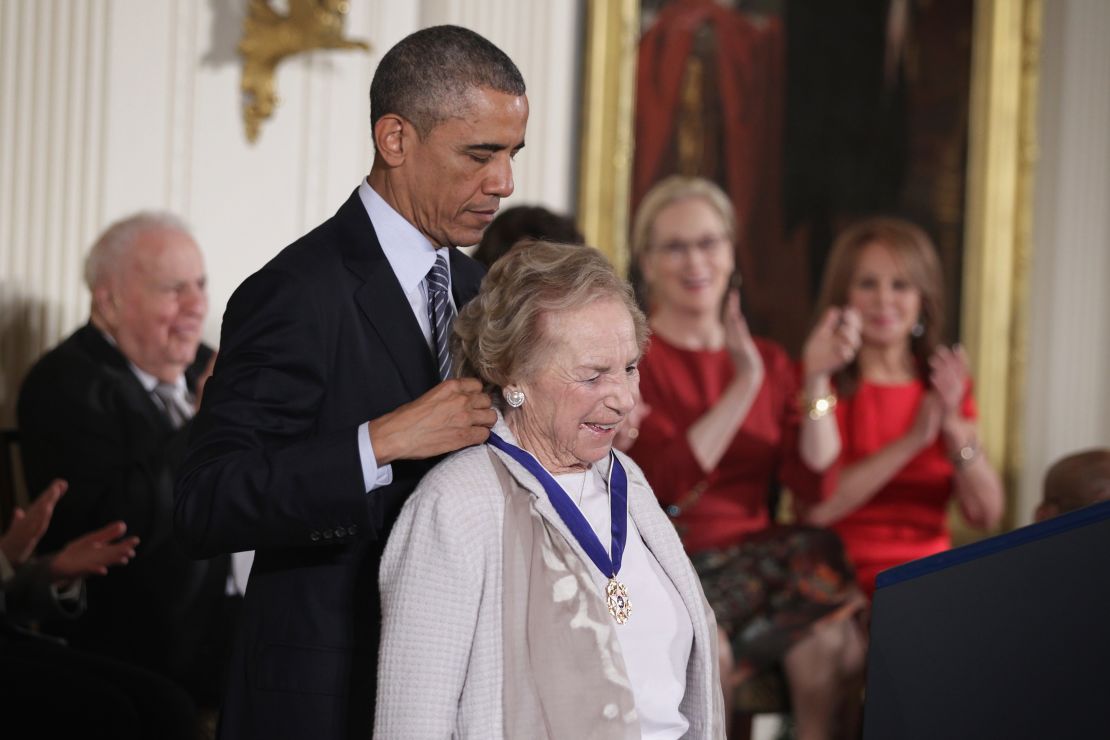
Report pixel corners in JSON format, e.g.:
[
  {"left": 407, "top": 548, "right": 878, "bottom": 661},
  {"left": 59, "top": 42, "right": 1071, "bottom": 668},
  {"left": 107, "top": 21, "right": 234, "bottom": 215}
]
[
  {"left": 640, "top": 196, "right": 734, "bottom": 315},
  {"left": 847, "top": 241, "right": 922, "bottom": 349},
  {"left": 508, "top": 298, "right": 640, "bottom": 473}
]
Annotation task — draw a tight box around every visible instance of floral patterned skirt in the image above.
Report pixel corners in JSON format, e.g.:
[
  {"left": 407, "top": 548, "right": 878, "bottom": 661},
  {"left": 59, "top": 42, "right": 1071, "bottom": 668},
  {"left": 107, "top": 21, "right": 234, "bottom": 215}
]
[{"left": 691, "top": 524, "right": 860, "bottom": 680}]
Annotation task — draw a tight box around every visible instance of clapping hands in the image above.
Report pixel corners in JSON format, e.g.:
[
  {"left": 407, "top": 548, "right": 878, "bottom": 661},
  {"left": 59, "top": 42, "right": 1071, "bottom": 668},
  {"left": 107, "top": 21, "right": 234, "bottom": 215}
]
[
  {"left": 802, "top": 306, "right": 862, "bottom": 381},
  {"left": 724, "top": 289, "right": 764, "bottom": 382},
  {"left": 0, "top": 479, "right": 67, "bottom": 567},
  {"left": 928, "top": 344, "right": 970, "bottom": 417},
  {"left": 0, "top": 478, "right": 139, "bottom": 587},
  {"left": 908, "top": 346, "right": 972, "bottom": 452},
  {"left": 50, "top": 522, "right": 139, "bottom": 584}
]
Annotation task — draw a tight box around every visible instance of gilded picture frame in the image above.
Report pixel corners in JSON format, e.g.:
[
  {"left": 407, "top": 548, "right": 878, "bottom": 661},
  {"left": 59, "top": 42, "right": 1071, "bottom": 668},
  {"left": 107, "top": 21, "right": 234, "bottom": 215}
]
[{"left": 578, "top": 0, "right": 1041, "bottom": 530}]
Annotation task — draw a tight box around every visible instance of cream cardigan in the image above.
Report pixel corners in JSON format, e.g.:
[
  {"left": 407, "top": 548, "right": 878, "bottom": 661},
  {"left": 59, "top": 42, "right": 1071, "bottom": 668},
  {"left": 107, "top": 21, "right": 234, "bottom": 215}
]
[{"left": 374, "top": 419, "right": 724, "bottom": 739}]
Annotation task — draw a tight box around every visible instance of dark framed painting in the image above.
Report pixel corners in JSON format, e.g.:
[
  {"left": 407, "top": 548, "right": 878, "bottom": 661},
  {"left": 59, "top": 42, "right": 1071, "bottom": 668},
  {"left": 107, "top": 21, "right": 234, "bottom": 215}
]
[{"left": 578, "top": 0, "right": 1041, "bottom": 523}]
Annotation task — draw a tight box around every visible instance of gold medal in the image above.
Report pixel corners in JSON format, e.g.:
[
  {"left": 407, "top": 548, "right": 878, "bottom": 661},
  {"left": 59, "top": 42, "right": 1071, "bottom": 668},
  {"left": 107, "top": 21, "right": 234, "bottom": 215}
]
[{"left": 606, "top": 577, "right": 632, "bottom": 624}]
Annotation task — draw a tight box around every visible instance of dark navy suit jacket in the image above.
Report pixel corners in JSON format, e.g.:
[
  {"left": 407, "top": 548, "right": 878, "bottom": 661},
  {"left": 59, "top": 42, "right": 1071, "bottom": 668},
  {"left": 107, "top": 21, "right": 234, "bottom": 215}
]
[
  {"left": 18, "top": 324, "right": 227, "bottom": 686},
  {"left": 175, "top": 190, "right": 485, "bottom": 740}
]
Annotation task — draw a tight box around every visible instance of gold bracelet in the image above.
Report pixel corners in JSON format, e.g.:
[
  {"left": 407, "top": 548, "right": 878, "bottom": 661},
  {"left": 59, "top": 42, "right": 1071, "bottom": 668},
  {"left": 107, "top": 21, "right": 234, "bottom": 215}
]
[{"left": 800, "top": 393, "right": 837, "bottom": 421}]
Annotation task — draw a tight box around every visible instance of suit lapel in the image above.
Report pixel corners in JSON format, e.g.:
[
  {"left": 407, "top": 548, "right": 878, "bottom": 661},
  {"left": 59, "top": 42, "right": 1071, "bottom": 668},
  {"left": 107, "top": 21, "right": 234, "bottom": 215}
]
[
  {"left": 74, "top": 324, "right": 172, "bottom": 432},
  {"left": 333, "top": 191, "right": 439, "bottom": 398}
]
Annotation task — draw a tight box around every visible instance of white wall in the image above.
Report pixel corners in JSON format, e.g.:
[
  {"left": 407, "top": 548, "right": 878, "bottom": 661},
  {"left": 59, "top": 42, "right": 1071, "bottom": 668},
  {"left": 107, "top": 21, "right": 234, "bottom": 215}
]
[
  {"left": 1019, "top": 0, "right": 1110, "bottom": 523},
  {"left": 0, "top": 0, "right": 582, "bottom": 424}
]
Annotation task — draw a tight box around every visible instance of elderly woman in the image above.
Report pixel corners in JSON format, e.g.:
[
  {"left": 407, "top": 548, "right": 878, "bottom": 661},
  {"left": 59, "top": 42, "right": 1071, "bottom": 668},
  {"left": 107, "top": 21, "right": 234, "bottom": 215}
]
[{"left": 374, "top": 241, "right": 723, "bottom": 739}]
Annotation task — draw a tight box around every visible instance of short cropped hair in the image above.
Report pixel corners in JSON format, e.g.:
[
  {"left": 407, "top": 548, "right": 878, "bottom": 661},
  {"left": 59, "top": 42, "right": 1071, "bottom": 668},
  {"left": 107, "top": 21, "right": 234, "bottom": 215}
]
[
  {"left": 472, "top": 205, "right": 585, "bottom": 269},
  {"left": 369, "top": 25, "right": 525, "bottom": 139},
  {"left": 631, "top": 176, "right": 737, "bottom": 262},
  {"left": 84, "top": 211, "right": 193, "bottom": 291},
  {"left": 452, "top": 241, "right": 648, "bottom": 406},
  {"left": 1042, "top": 449, "right": 1110, "bottom": 517}
]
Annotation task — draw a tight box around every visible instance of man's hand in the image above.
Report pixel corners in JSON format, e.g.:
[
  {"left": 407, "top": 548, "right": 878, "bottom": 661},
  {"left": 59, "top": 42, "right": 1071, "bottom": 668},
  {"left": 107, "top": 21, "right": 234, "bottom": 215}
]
[
  {"left": 0, "top": 479, "right": 67, "bottom": 567},
  {"left": 49, "top": 521, "right": 139, "bottom": 584},
  {"left": 368, "top": 378, "right": 496, "bottom": 465}
]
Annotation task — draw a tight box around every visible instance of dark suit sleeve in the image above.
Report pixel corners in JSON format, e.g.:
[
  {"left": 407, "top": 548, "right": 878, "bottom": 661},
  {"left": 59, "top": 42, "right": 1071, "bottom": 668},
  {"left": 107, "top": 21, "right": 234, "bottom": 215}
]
[
  {"left": 175, "top": 266, "right": 371, "bottom": 558},
  {"left": 1, "top": 558, "right": 85, "bottom": 624}
]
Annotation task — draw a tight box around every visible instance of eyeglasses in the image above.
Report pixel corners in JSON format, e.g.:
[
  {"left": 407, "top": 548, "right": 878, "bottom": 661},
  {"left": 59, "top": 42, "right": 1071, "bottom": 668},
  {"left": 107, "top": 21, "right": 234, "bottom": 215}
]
[{"left": 651, "top": 234, "right": 731, "bottom": 262}]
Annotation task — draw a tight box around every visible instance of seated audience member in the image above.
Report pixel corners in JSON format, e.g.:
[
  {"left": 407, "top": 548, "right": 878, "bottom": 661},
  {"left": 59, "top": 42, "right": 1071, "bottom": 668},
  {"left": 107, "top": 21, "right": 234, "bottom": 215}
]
[
  {"left": 1035, "top": 449, "right": 1110, "bottom": 522},
  {"left": 1, "top": 479, "right": 197, "bottom": 740},
  {"left": 16, "top": 212, "right": 239, "bottom": 705},
  {"left": 471, "top": 203, "right": 584, "bottom": 268},
  {"left": 376, "top": 242, "right": 724, "bottom": 738},
  {"left": 798, "top": 217, "right": 1004, "bottom": 597},
  {"left": 624, "top": 176, "right": 866, "bottom": 740}
]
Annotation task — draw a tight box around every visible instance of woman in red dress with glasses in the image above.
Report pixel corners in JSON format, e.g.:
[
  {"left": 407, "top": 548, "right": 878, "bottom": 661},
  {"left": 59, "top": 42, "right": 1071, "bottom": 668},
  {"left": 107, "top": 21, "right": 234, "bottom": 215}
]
[{"left": 624, "top": 176, "right": 866, "bottom": 740}]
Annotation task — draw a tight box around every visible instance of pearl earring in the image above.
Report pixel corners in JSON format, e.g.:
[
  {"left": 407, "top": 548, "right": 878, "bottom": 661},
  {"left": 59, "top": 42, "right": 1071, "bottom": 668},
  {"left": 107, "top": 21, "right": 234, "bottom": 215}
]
[
  {"left": 503, "top": 388, "right": 525, "bottom": 408},
  {"left": 911, "top": 319, "right": 925, "bottom": 338}
]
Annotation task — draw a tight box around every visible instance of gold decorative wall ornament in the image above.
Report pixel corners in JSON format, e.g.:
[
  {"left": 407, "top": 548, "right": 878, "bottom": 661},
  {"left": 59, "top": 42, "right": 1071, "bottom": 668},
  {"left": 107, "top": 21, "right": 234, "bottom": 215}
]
[{"left": 238, "top": 0, "right": 370, "bottom": 143}]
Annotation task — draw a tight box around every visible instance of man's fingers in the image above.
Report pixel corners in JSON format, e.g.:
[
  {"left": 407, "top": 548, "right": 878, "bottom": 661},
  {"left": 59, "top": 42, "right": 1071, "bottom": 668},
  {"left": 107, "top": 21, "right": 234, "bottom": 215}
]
[
  {"left": 74, "top": 521, "right": 128, "bottom": 547},
  {"left": 450, "top": 377, "right": 483, "bottom": 394},
  {"left": 467, "top": 391, "right": 493, "bottom": 409},
  {"left": 463, "top": 425, "right": 492, "bottom": 446}
]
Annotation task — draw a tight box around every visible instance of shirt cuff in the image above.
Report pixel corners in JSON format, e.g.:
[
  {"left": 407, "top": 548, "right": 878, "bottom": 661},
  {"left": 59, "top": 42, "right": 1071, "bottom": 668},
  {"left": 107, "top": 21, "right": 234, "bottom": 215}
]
[
  {"left": 52, "top": 578, "right": 84, "bottom": 604},
  {"left": 358, "top": 422, "right": 394, "bottom": 492}
]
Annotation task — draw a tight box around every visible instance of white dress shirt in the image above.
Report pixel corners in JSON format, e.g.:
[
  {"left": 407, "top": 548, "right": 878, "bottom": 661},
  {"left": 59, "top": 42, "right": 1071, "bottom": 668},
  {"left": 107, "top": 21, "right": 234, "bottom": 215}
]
[{"left": 354, "top": 179, "right": 456, "bottom": 493}]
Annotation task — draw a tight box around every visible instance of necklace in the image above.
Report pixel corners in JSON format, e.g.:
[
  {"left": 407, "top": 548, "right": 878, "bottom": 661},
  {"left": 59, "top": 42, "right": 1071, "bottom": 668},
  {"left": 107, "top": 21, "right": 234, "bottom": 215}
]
[
  {"left": 568, "top": 467, "right": 591, "bottom": 507},
  {"left": 488, "top": 432, "right": 633, "bottom": 625}
]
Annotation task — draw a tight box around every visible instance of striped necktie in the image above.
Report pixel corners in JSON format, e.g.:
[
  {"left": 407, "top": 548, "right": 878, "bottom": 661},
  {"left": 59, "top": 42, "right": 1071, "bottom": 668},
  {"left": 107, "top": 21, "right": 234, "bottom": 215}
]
[
  {"left": 151, "top": 382, "right": 192, "bottom": 430},
  {"left": 426, "top": 251, "right": 456, "bottom": 380}
]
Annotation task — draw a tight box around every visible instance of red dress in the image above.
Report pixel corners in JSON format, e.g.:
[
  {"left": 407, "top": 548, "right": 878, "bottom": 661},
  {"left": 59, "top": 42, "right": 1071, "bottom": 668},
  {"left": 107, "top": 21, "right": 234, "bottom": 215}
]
[
  {"left": 627, "top": 334, "right": 857, "bottom": 675},
  {"left": 806, "top": 378, "right": 978, "bottom": 597},
  {"left": 628, "top": 334, "right": 813, "bottom": 554}
]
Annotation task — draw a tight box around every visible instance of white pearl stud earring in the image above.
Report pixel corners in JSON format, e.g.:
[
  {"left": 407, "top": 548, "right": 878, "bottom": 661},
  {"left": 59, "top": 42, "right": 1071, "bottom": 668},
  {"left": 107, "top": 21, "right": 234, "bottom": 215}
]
[{"left": 503, "top": 388, "right": 525, "bottom": 408}]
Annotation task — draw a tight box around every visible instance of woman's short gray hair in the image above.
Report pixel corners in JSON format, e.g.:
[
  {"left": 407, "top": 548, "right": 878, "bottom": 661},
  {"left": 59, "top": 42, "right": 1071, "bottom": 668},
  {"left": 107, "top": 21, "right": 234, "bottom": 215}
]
[
  {"left": 452, "top": 241, "right": 648, "bottom": 403},
  {"left": 84, "top": 211, "right": 193, "bottom": 290}
]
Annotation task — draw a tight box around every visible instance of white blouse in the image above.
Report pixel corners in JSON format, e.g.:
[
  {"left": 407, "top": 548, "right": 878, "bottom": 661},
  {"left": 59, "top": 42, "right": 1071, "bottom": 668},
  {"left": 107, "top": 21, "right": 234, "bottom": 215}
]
[{"left": 555, "top": 462, "right": 694, "bottom": 740}]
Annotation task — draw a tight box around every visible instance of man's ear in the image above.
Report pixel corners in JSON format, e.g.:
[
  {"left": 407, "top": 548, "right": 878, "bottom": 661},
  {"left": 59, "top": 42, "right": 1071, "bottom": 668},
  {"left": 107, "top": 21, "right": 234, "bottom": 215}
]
[
  {"left": 373, "top": 114, "right": 409, "bottom": 167},
  {"left": 93, "top": 284, "right": 120, "bottom": 327}
]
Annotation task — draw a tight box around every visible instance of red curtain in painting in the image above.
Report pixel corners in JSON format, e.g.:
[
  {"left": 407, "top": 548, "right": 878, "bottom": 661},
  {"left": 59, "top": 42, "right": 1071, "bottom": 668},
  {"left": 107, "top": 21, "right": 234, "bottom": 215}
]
[{"left": 634, "top": 0, "right": 785, "bottom": 314}]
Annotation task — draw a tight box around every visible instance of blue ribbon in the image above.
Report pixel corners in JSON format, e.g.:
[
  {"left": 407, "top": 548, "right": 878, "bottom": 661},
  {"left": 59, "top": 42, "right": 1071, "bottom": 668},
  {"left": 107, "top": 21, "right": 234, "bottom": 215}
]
[{"left": 487, "top": 431, "right": 627, "bottom": 579}]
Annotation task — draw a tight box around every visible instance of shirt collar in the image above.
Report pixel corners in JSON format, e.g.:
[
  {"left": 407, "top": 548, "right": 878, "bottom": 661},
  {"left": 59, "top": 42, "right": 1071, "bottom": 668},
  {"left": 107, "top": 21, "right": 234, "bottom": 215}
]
[
  {"left": 97, "top": 327, "right": 186, "bottom": 393},
  {"left": 358, "top": 178, "right": 449, "bottom": 296}
]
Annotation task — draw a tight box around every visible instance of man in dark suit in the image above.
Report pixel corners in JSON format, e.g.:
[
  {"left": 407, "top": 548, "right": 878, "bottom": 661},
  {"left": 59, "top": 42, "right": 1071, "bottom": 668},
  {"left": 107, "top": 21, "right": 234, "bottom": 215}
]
[
  {"left": 17, "top": 212, "right": 236, "bottom": 707},
  {"left": 174, "top": 26, "right": 527, "bottom": 740}
]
